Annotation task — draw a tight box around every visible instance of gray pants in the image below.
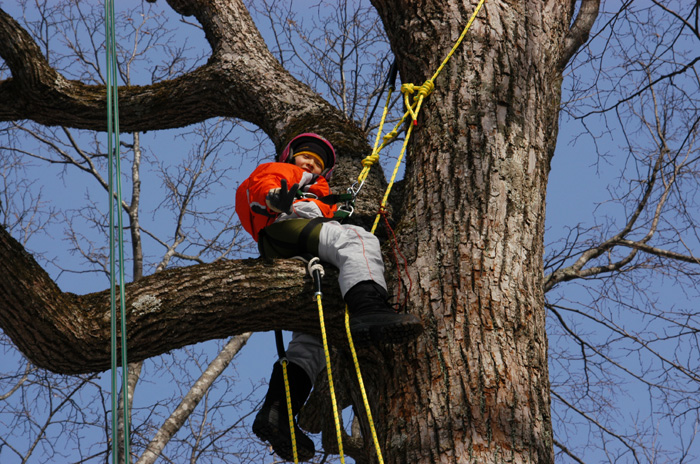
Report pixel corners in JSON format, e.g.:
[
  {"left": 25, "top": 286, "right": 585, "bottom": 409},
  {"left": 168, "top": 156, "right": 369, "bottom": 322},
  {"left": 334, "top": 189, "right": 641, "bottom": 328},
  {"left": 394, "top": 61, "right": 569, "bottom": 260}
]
[{"left": 260, "top": 219, "right": 386, "bottom": 382}]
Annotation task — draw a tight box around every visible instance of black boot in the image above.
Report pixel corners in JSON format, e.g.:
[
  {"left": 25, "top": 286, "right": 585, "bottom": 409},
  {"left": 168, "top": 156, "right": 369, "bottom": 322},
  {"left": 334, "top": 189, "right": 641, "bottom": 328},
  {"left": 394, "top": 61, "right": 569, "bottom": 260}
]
[
  {"left": 252, "top": 361, "right": 315, "bottom": 461},
  {"left": 345, "top": 280, "right": 423, "bottom": 344}
]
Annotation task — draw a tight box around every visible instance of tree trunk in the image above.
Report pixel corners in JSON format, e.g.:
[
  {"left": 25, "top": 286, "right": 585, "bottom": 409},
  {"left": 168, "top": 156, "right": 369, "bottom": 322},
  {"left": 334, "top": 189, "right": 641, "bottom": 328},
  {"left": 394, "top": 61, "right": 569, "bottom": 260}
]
[{"left": 366, "top": 0, "right": 574, "bottom": 462}]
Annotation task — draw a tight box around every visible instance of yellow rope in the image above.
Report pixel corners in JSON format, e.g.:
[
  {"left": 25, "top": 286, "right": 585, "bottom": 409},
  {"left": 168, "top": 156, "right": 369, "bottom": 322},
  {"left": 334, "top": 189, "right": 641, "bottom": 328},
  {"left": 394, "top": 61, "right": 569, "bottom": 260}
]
[
  {"left": 430, "top": 0, "right": 487, "bottom": 83},
  {"left": 305, "top": 3, "right": 487, "bottom": 461},
  {"left": 316, "top": 293, "right": 346, "bottom": 463},
  {"left": 344, "top": 306, "right": 385, "bottom": 463},
  {"left": 357, "top": 87, "right": 395, "bottom": 185},
  {"left": 401, "top": 81, "right": 434, "bottom": 124},
  {"left": 358, "top": 0, "right": 487, "bottom": 184},
  {"left": 362, "top": 0, "right": 486, "bottom": 230},
  {"left": 370, "top": 121, "right": 415, "bottom": 235},
  {"left": 343, "top": 0, "right": 487, "bottom": 459},
  {"left": 280, "top": 359, "right": 300, "bottom": 463}
]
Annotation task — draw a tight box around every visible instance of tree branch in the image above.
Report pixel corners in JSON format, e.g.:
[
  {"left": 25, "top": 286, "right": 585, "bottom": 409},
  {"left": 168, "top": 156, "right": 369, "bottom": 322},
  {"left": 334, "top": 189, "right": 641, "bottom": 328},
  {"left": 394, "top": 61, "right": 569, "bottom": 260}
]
[
  {"left": 551, "top": 389, "right": 641, "bottom": 463},
  {"left": 136, "top": 333, "right": 252, "bottom": 464},
  {"left": 616, "top": 239, "right": 700, "bottom": 264},
  {"left": 0, "top": 224, "right": 344, "bottom": 375},
  {"left": 0, "top": 6, "right": 226, "bottom": 132},
  {"left": 0, "top": 1, "right": 353, "bottom": 148},
  {"left": 544, "top": 132, "right": 673, "bottom": 292},
  {"left": 558, "top": 0, "right": 601, "bottom": 70}
]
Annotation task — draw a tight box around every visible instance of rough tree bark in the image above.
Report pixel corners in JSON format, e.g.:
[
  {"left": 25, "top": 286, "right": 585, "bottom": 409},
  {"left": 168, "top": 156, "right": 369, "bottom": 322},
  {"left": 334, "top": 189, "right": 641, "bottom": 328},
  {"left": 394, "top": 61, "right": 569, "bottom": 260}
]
[
  {"left": 0, "top": 224, "right": 344, "bottom": 374},
  {"left": 351, "top": 0, "right": 596, "bottom": 462},
  {"left": 0, "top": 0, "right": 598, "bottom": 462}
]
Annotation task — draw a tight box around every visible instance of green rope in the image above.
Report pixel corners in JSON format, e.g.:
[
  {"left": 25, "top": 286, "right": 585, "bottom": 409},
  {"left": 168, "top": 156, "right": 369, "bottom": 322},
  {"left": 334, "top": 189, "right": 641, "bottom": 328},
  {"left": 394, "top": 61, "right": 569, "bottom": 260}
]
[{"left": 105, "top": 1, "right": 130, "bottom": 463}]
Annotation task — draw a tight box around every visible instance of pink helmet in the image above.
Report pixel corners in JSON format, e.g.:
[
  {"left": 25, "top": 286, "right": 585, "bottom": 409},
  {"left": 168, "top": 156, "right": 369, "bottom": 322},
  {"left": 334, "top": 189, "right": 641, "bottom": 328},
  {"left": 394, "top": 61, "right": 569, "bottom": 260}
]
[{"left": 279, "top": 133, "right": 336, "bottom": 181}]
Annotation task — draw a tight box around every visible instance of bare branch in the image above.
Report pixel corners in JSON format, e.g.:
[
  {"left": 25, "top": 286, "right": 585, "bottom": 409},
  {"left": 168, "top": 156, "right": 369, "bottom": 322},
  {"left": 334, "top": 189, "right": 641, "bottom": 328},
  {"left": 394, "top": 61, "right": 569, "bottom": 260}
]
[
  {"left": 559, "top": 0, "right": 601, "bottom": 70},
  {"left": 136, "top": 333, "right": 252, "bottom": 464}
]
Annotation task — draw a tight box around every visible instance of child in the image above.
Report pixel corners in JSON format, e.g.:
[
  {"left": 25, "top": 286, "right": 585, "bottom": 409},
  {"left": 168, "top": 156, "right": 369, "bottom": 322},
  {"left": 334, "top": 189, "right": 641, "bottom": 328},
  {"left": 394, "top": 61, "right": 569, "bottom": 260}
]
[{"left": 235, "top": 133, "right": 422, "bottom": 461}]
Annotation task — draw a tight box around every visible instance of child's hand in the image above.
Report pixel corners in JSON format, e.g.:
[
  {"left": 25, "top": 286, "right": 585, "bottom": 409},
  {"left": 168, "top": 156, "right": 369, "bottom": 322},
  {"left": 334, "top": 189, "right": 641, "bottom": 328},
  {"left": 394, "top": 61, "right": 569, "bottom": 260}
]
[{"left": 265, "top": 179, "right": 299, "bottom": 214}]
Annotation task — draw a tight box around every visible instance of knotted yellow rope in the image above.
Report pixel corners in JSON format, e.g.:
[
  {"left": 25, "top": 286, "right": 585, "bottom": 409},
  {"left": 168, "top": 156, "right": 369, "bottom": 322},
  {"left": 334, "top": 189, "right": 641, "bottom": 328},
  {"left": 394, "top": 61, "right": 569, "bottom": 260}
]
[
  {"left": 360, "top": 0, "right": 486, "bottom": 232},
  {"left": 401, "top": 80, "right": 435, "bottom": 124},
  {"left": 344, "top": 1, "right": 487, "bottom": 461},
  {"left": 312, "top": 3, "right": 487, "bottom": 463}
]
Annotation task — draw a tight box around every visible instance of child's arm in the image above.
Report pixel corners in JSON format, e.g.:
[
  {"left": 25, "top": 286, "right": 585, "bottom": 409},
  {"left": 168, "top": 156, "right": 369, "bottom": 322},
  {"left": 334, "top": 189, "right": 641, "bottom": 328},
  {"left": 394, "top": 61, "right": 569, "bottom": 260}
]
[{"left": 240, "top": 162, "right": 335, "bottom": 219}]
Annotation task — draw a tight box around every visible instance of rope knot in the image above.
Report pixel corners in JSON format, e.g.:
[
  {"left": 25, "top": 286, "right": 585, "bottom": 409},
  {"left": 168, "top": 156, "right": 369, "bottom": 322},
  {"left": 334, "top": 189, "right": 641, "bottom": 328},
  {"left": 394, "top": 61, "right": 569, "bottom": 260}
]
[
  {"left": 400, "top": 83, "right": 416, "bottom": 96},
  {"left": 417, "top": 79, "right": 434, "bottom": 98},
  {"left": 400, "top": 80, "right": 434, "bottom": 100},
  {"left": 362, "top": 153, "right": 380, "bottom": 167}
]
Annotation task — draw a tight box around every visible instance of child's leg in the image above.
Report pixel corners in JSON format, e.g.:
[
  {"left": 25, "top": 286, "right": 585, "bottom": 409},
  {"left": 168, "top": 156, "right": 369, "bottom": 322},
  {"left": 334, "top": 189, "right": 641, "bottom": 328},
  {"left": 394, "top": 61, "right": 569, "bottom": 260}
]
[
  {"left": 257, "top": 218, "right": 327, "bottom": 381},
  {"left": 318, "top": 222, "right": 422, "bottom": 344},
  {"left": 317, "top": 221, "right": 387, "bottom": 296},
  {"left": 259, "top": 219, "right": 386, "bottom": 296},
  {"left": 285, "top": 332, "right": 325, "bottom": 382},
  {"left": 260, "top": 219, "right": 421, "bottom": 345}
]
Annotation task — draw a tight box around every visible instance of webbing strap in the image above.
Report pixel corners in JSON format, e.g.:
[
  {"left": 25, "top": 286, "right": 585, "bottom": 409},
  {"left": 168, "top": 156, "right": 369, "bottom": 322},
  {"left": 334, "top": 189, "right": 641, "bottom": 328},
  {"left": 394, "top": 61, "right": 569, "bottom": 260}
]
[
  {"left": 316, "top": 193, "right": 354, "bottom": 205},
  {"left": 274, "top": 330, "right": 286, "bottom": 359},
  {"left": 297, "top": 217, "right": 332, "bottom": 254},
  {"left": 258, "top": 218, "right": 331, "bottom": 258}
]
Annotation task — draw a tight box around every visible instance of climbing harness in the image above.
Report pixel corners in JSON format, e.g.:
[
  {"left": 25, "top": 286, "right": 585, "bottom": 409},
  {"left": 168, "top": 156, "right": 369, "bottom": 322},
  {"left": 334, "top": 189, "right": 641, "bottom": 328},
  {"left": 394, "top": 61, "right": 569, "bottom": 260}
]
[
  {"left": 297, "top": 190, "right": 356, "bottom": 220},
  {"left": 105, "top": 1, "right": 131, "bottom": 463},
  {"left": 268, "top": 1, "right": 487, "bottom": 462}
]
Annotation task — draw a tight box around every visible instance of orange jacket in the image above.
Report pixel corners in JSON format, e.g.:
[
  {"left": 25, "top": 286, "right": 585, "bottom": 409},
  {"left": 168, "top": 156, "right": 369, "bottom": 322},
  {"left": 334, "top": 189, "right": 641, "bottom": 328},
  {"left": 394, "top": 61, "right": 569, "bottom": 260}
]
[{"left": 235, "top": 162, "right": 337, "bottom": 242}]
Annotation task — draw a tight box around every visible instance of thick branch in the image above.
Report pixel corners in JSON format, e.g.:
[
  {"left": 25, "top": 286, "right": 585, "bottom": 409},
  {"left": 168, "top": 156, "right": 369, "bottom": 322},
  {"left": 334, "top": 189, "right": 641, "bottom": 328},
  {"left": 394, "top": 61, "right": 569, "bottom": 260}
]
[
  {"left": 0, "top": 225, "right": 344, "bottom": 375},
  {"left": 0, "top": 7, "right": 226, "bottom": 131},
  {"left": 0, "top": 2, "right": 347, "bottom": 146},
  {"left": 0, "top": 0, "right": 383, "bottom": 377}
]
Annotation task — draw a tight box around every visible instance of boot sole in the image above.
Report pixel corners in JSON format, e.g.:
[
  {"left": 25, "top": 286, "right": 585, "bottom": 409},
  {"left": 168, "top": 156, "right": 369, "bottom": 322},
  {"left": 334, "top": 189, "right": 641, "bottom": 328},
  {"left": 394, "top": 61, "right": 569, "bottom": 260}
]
[{"left": 253, "top": 414, "right": 315, "bottom": 462}]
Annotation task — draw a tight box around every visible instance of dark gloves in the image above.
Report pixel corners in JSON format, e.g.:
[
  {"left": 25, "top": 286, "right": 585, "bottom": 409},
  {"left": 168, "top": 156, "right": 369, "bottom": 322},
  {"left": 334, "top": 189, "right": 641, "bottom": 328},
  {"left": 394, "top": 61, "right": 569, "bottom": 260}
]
[{"left": 266, "top": 179, "right": 299, "bottom": 214}]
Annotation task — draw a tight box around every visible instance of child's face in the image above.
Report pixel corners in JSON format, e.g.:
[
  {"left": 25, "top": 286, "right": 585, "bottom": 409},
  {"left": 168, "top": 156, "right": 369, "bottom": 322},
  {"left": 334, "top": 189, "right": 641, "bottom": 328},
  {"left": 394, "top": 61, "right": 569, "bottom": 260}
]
[{"left": 293, "top": 153, "right": 324, "bottom": 175}]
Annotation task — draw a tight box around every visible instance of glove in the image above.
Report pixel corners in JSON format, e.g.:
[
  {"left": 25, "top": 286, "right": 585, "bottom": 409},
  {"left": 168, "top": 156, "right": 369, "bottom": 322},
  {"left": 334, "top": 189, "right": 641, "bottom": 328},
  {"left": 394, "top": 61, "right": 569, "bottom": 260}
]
[{"left": 265, "top": 179, "right": 299, "bottom": 214}]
